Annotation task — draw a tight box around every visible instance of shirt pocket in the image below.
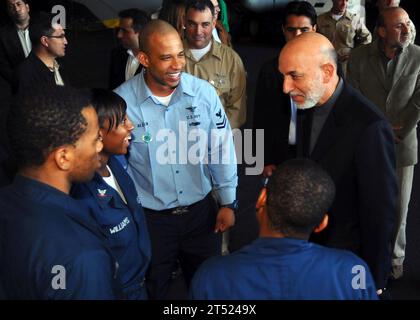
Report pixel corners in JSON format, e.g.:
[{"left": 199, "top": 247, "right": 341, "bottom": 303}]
[
  {"left": 210, "top": 73, "right": 230, "bottom": 99},
  {"left": 185, "top": 103, "right": 210, "bottom": 132},
  {"left": 338, "top": 23, "right": 356, "bottom": 47},
  {"left": 130, "top": 122, "right": 157, "bottom": 166},
  {"left": 92, "top": 202, "right": 135, "bottom": 250},
  {"left": 103, "top": 215, "right": 135, "bottom": 250}
]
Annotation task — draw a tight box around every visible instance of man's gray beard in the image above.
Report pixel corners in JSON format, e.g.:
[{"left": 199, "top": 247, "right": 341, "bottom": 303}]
[
  {"left": 291, "top": 73, "right": 326, "bottom": 110},
  {"left": 401, "top": 40, "right": 410, "bottom": 48},
  {"left": 295, "top": 98, "right": 317, "bottom": 110},
  {"left": 394, "top": 37, "right": 411, "bottom": 49},
  {"left": 294, "top": 89, "right": 324, "bottom": 110}
]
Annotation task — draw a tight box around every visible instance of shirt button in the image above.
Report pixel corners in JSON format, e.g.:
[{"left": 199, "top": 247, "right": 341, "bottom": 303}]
[
  {"left": 176, "top": 170, "right": 179, "bottom": 174},
  {"left": 179, "top": 191, "right": 183, "bottom": 194}
]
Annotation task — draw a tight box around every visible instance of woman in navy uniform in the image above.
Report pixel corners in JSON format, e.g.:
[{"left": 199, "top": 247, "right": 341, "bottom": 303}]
[{"left": 72, "top": 89, "right": 151, "bottom": 299}]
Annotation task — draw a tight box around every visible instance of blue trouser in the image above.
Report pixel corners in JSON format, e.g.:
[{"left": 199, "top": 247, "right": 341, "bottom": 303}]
[{"left": 144, "top": 193, "right": 221, "bottom": 300}]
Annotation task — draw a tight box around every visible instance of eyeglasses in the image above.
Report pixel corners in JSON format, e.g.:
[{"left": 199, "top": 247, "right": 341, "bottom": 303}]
[{"left": 44, "top": 34, "right": 66, "bottom": 39}]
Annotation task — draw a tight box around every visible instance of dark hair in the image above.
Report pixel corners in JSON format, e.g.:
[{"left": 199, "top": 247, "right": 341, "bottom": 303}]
[
  {"left": 90, "top": 89, "right": 127, "bottom": 133},
  {"left": 118, "top": 8, "right": 150, "bottom": 32},
  {"left": 29, "top": 11, "right": 56, "bottom": 46},
  {"left": 5, "top": 0, "right": 29, "bottom": 10},
  {"left": 283, "top": 0, "right": 317, "bottom": 27},
  {"left": 185, "top": 0, "right": 215, "bottom": 17},
  {"left": 7, "top": 85, "right": 91, "bottom": 169},
  {"left": 266, "top": 158, "right": 335, "bottom": 237},
  {"left": 159, "top": 0, "right": 186, "bottom": 34}
]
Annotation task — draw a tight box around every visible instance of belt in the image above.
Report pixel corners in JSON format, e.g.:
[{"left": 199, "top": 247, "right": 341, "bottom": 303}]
[
  {"left": 167, "top": 206, "right": 189, "bottom": 215},
  {"left": 146, "top": 193, "right": 211, "bottom": 216}
]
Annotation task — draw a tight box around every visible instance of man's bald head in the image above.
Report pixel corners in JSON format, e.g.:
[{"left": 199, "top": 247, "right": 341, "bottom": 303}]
[
  {"left": 279, "top": 33, "right": 339, "bottom": 109},
  {"left": 139, "top": 19, "right": 179, "bottom": 54},
  {"left": 280, "top": 32, "right": 338, "bottom": 72}
]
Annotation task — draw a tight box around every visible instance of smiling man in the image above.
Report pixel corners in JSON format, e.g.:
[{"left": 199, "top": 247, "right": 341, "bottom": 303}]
[
  {"left": 183, "top": 0, "right": 246, "bottom": 129},
  {"left": 114, "top": 19, "right": 237, "bottom": 300},
  {"left": 15, "top": 12, "right": 68, "bottom": 93}
]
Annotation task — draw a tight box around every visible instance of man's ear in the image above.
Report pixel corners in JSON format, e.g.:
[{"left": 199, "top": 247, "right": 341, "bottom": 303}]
[
  {"left": 378, "top": 26, "right": 386, "bottom": 39},
  {"left": 314, "top": 214, "right": 328, "bottom": 233},
  {"left": 137, "top": 51, "right": 149, "bottom": 68},
  {"left": 256, "top": 204, "right": 267, "bottom": 226},
  {"left": 313, "top": 24, "right": 317, "bottom": 32},
  {"left": 40, "top": 36, "right": 49, "bottom": 48},
  {"left": 321, "top": 63, "right": 335, "bottom": 83},
  {"left": 53, "top": 146, "right": 72, "bottom": 171},
  {"left": 255, "top": 188, "right": 267, "bottom": 223}
]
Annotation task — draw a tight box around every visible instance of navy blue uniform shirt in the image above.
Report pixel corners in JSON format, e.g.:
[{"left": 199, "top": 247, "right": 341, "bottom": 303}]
[
  {"left": 0, "top": 175, "right": 121, "bottom": 299},
  {"left": 71, "top": 156, "right": 151, "bottom": 299},
  {"left": 191, "top": 237, "right": 378, "bottom": 300}
]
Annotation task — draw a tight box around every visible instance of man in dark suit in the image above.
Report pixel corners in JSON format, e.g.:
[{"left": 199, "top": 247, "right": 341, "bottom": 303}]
[
  {"left": 15, "top": 12, "right": 68, "bottom": 93},
  {"left": 278, "top": 32, "right": 397, "bottom": 295},
  {"left": 108, "top": 9, "right": 150, "bottom": 90},
  {"left": 253, "top": 0, "right": 317, "bottom": 177},
  {"left": 0, "top": 0, "right": 31, "bottom": 88}
]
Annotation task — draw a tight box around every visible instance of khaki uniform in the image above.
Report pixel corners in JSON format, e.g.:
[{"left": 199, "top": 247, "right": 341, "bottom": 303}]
[
  {"left": 184, "top": 40, "right": 247, "bottom": 129},
  {"left": 317, "top": 10, "right": 372, "bottom": 75}
]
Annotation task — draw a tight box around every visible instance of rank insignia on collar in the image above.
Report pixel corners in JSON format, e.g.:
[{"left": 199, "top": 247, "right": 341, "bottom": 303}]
[{"left": 97, "top": 189, "right": 107, "bottom": 197}]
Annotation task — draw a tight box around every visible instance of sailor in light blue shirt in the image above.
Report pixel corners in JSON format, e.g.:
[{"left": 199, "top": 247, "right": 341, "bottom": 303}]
[
  {"left": 115, "top": 69, "right": 237, "bottom": 210},
  {"left": 114, "top": 20, "right": 237, "bottom": 299}
]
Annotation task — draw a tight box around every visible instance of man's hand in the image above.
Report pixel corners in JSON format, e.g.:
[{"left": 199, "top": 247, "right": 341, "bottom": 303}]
[
  {"left": 262, "top": 165, "right": 277, "bottom": 178},
  {"left": 214, "top": 207, "right": 235, "bottom": 233}
]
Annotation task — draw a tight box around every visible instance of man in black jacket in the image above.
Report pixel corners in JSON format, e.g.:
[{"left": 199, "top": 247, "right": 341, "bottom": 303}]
[
  {"left": 108, "top": 9, "right": 150, "bottom": 89},
  {"left": 15, "top": 12, "right": 68, "bottom": 93},
  {"left": 279, "top": 31, "right": 397, "bottom": 295},
  {"left": 0, "top": 0, "right": 31, "bottom": 89}
]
